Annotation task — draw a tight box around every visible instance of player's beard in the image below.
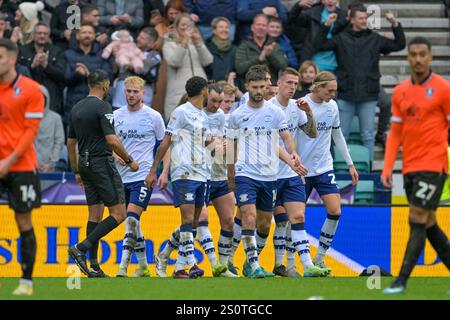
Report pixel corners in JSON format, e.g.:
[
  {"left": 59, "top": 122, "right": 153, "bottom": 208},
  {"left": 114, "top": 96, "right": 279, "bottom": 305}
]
[
  {"left": 249, "top": 92, "right": 264, "bottom": 103},
  {"left": 127, "top": 98, "right": 141, "bottom": 109}
]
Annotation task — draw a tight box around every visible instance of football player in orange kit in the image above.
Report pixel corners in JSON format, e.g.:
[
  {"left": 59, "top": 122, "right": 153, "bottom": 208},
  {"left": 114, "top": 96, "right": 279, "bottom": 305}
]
[
  {"left": 382, "top": 37, "right": 450, "bottom": 294},
  {"left": 0, "top": 39, "right": 44, "bottom": 296}
]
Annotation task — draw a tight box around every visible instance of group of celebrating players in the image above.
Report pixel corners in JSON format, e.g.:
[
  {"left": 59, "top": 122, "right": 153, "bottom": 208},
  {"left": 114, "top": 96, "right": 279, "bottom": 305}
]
[{"left": 77, "top": 64, "right": 359, "bottom": 280}]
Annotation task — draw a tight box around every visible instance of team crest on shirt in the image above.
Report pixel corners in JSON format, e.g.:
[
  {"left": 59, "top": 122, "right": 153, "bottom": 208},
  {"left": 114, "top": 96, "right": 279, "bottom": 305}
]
[
  {"left": 185, "top": 193, "right": 194, "bottom": 201},
  {"left": 240, "top": 194, "right": 249, "bottom": 202},
  {"left": 264, "top": 115, "right": 272, "bottom": 123},
  {"left": 14, "top": 87, "right": 22, "bottom": 96},
  {"left": 426, "top": 88, "right": 434, "bottom": 99}
]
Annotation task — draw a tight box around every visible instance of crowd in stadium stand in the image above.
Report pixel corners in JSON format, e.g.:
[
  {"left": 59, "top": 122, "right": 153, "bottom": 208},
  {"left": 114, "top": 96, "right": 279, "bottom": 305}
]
[{"left": 0, "top": 0, "right": 412, "bottom": 173}]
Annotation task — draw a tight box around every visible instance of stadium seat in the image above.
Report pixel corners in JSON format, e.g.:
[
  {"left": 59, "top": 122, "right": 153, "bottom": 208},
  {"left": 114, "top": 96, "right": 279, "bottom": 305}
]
[
  {"left": 348, "top": 117, "right": 362, "bottom": 145},
  {"left": 333, "top": 144, "right": 371, "bottom": 173},
  {"left": 354, "top": 180, "right": 375, "bottom": 204}
]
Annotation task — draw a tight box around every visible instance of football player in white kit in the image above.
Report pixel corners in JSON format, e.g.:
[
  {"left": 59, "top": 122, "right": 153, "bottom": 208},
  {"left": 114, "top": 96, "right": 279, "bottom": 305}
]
[
  {"left": 297, "top": 71, "right": 359, "bottom": 273},
  {"left": 146, "top": 76, "right": 211, "bottom": 279},
  {"left": 114, "top": 77, "right": 170, "bottom": 277},
  {"left": 154, "top": 83, "right": 238, "bottom": 278},
  {"left": 227, "top": 67, "right": 304, "bottom": 278},
  {"left": 271, "top": 68, "right": 330, "bottom": 277}
]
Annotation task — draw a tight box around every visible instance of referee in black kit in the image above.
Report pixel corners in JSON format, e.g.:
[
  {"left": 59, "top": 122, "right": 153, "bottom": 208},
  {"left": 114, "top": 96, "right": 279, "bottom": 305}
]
[{"left": 67, "top": 70, "right": 139, "bottom": 277}]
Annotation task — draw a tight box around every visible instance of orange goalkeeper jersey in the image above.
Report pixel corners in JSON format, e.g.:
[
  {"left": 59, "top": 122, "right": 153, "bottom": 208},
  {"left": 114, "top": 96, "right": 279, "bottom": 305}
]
[
  {"left": 383, "top": 73, "right": 450, "bottom": 176},
  {"left": 0, "top": 74, "right": 44, "bottom": 172}
]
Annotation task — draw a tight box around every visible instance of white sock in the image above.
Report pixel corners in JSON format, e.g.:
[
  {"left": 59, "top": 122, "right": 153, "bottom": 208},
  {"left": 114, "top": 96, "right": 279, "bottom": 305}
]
[
  {"left": 160, "top": 227, "right": 179, "bottom": 259},
  {"left": 20, "top": 279, "right": 33, "bottom": 287},
  {"left": 218, "top": 229, "right": 233, "bottom": 265},
  {"left": 286, "top": 223, "right": 296, "bottom": 269},
  {"left": 273, "top": 213, "right": 288, "bottom": 266},
  {"left": 256, "top": 230, "right": 269, "bottom": 256},
  {"left": 198, "top": 222, "right": 217, "bottom": 267},
  {"left": 175, "top": 224, "right": 195, "bottom": 271},
  {"left": 242, "top": 230, "right": 259, "bottom": 272},
  {"left": 119, "top": 215, "right": 138, "bottom": 269},
  {"left": 229, "top": 217, "right": 242, "bottom": 264},
  {"left": 291, "top": 223, "right": 313, "bottom": 269},
  {"left": 317, "top": 214, "right": 340, "bottom": 262},
  {"left": 135, "top": 221, "right": 147, "bottom": 269}
]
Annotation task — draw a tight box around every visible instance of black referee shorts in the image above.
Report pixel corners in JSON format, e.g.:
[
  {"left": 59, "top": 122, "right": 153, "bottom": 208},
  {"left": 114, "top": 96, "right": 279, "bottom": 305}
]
[
  {"left": 404, "top": 171, "right": 446, "bottom": 210},
  {"left": 0, "top": 171, "right": 41, "bottom": 213},
  {"left": 79, "top": 156, "right": 125, "bottom": 207}
]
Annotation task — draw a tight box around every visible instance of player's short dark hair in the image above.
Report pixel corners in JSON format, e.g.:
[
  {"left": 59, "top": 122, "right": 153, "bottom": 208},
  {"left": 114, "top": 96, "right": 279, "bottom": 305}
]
[
  {"left": 278, "top": 67, "right": 300, "bottom": 79},
  {"left": 350, "top": 3, "right": 367, "bottom": 18},
  {"left": 408, "top": 36, "right": 431, "bottom": 51},
  {"left": 88, "top": 69, "right": 110, "bottom": 88},
  {"left": 248, "top": 64, "right": 270, "bottom": 76},
  {"left": 245, "top": 67, "right": 267, "bottom": 83},
  {"left": 208, "top": 82, "right": 223, "bottom": 94},
  {"left": 185, "top": 76, "right": 208, "bottom": 98},
  {"left": 0, "top": 38, "right": 18, "bottom": 55},
  {"left": 140, "top": 27, "right": 159, "bottom": 42}
]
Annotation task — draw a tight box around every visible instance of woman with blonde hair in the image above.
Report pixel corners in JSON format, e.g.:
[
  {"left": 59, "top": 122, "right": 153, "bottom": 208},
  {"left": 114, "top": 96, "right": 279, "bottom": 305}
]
[
  {"left": 162, "top": 12, "right": 213, "bottom": 122},
  {"left": 11, "top": 1, "right": 44, "bottom": 45},
  {"left": 294, "top": 60, "right": 319, "bottom": 99}
]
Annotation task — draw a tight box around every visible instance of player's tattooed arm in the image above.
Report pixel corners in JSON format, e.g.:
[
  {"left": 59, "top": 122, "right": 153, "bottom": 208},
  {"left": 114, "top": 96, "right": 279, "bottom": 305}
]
[
  {"left": 296, "top": 98, "right": 317, "bottom": 138},
  {"left": 300, "top": 112, "right": 317, "bottom": 138}
]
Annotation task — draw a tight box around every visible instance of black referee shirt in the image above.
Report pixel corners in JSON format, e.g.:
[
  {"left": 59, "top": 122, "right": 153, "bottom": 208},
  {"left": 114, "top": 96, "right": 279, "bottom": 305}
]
[{"left": 68, "top": 96, "right": 116, "bottom": 157}]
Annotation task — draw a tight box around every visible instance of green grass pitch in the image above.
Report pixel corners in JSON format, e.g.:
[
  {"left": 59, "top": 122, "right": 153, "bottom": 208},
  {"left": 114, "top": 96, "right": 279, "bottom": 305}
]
[{"left": 1, "top": 277, "right": 449, "bottom": 300}]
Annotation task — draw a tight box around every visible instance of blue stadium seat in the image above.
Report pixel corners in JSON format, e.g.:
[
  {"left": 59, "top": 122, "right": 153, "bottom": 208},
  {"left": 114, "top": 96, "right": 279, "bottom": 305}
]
[{"left": 333, "top": 144, "right": 370, "bottom": 173}]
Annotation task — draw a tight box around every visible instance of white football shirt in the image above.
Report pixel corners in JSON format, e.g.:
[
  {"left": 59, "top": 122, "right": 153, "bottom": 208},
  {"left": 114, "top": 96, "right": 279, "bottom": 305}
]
[
  {"left": 166, "top": 102, "right": 211, "bottom": 182},
  {"left": 114, "top": 105, "right": 165, "bottom": 183},
  {"left": 296, "top": 94, "right": 340, "bottom": 177},
  {"left": 270, "top": 97, "right": 308, "bottom": 179},
  {"left": 228, "top": 101, "right": 288, "bottom": 181}
]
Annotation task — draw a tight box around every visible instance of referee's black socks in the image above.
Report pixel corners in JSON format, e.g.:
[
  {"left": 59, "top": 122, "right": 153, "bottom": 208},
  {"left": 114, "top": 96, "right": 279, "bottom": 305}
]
[
  {"left": 78, "top": 216, "right": 119, "bottom": 252},
  {"left": 20, "top": 228, "right": 37, "bottom": 281},
  {"left": 426, "top": 223, "right": 450, "bottom": 269},
  {"left": 398, "top": 222, "right": 427, "bottom": 284},
  {"left": 87, "top": 221, "right": 99, "bottom": 267}
]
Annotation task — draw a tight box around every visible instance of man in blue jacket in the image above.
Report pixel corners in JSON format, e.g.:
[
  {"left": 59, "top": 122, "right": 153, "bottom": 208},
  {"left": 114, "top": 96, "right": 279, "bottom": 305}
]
[
  {"left": 236, "top": 0, "right": 287, "bottom": 43},
  {"left": 64, "top": 23, "right": 113, "bottom": 126},
  {"left": 183, "top": 0, "right": 237, "bottom": 41}
]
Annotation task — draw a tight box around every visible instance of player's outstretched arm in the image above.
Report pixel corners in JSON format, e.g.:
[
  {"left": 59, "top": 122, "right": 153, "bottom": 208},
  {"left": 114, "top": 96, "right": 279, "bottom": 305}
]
[
  {"left": 331, "top": 128, "right": 358, "bottom": 185},
  {"left": 381, "top": 123, "right": 402, "bottom": 189},
  {"left": 157, "top": 148, "right": 171, "bottom": 190}
]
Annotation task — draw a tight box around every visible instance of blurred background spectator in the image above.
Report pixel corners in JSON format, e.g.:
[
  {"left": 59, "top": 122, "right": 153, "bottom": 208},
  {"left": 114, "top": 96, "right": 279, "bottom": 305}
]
[
  {"left": 236, "top": 0, "right": 287, "bottom": 42},
  {"left": 0, "top": 12, "right": 12, "bottom": 39},
  {"left": 205, "top": 17, "right": 236, "bottom": 82},
  {"left": 162, "top": 12, "right": 213, "bottom": 121},
  {"left": 12, "top": 0, "right": 45, "bottom": 45},
  {"left": 112, "top": 26, "right": 161, "bottom": 109},
  {"left": 50, "top": 0, "right": 78, "bottom": 49},
  {"left": 64, "top": 23, "right": 113, "bottom": 125},
  {"left": 293, "top": 59, "right": 318, "bottom": 99},
  {"left": 267, "top": 15, "right": 298, "bottom": 69},
  {"left": 183, "top": 0, "right": 237, "bottom": 41},
  {"left": 35, "top": 85, "right": 65, "bottom": 173},
  {"left": 314, "top": 4, "right": 405, "bottom": 161},
  {"left": 97, "top": 0, "right": 144, "bottom": 35},
  {"left": 235, "top": 14, "right": 287, "bottom": 89},
  {"left": 18, "top": 22, "right": 66, "bottom": 115}
]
